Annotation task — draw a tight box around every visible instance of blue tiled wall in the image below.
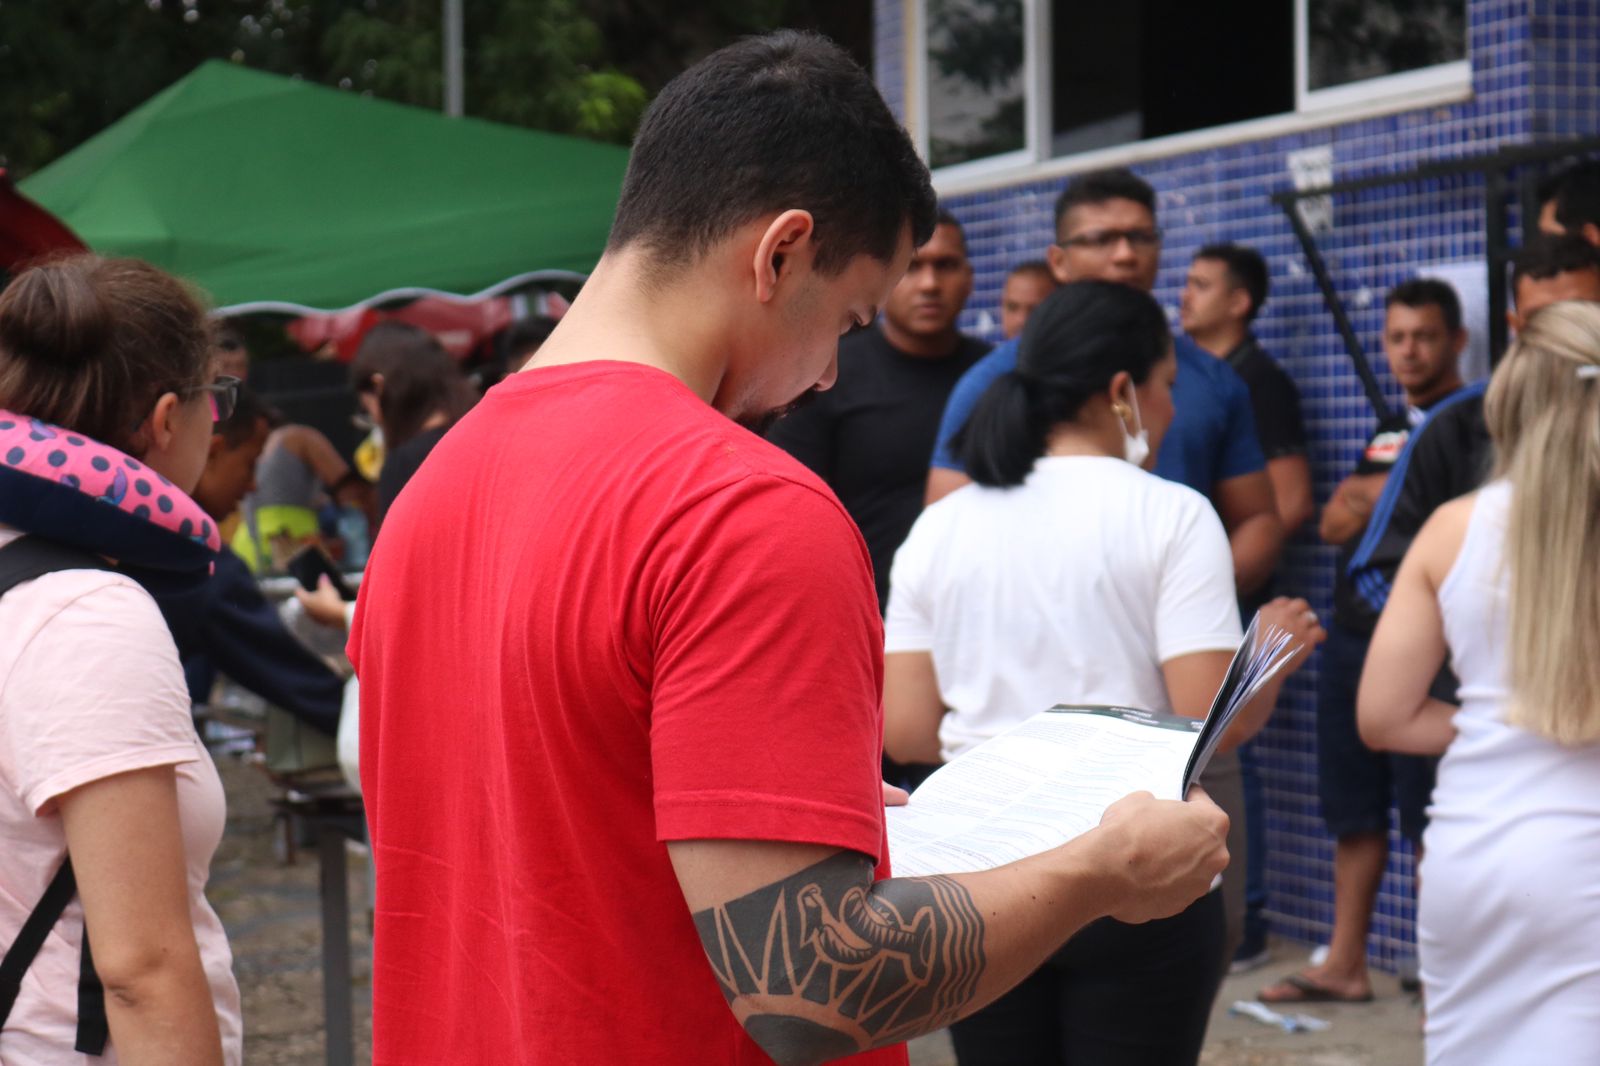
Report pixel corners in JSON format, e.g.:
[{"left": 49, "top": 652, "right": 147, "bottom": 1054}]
[
  {"left": 873, "top": 0, "right": 905, "bottom": 123},
  {"left": 877, "top": 0, "right": 1600, "bottom": 971}
]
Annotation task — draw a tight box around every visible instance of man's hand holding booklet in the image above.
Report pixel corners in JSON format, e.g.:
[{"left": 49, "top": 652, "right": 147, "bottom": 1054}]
[{"left": 887, "top": 609, "right": 1318, "bottom": 879}]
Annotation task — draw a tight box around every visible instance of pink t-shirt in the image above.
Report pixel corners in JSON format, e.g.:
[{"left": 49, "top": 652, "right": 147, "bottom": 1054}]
[{"left": 0, "top": 528, "right": 242, "bottom": 1065}]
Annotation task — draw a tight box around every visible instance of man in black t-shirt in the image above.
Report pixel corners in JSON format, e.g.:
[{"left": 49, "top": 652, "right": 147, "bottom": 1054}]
[
  {"left": 1182, "top": 242, "right": 1313, "bottom": 972},
  {"left": 767, "top": 209, "right": 988, "bottom": 791},
  {"left": 1261, "top": 278, "right": 1466, "bottom": 1006},
  {"left": 1183, "top": 244, "right": 1313, "bottom": 552},
  {"left": 767, "top": 209, "right": 989, "bottom": 611}
]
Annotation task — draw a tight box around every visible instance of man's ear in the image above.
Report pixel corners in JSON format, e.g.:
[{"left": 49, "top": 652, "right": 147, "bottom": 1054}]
[
  {"left": 752, "top": 210, "right": 816, "bottom": 304},
  {"left": 208, "top": 432, "right": 228, "bottom": 461},
  {"left": 1045, "top": 243, "right": 1070, "bottom": 284},
  {"left": 1507, "top": 309, "right": 1524, "bottom": 335},
  {"left": 1583, "top": 222, "right": 1600, "bottom": 248},
  {"left": 1451, "top": 328, "right": 1470, "bottom": 357},
  {"left": 1228, "top": 286, "right": 1253, "bottom": 323}
]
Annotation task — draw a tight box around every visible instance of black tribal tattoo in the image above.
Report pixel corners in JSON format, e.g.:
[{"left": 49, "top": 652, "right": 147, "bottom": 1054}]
[{"left": 691, "top": 853, "right": 986, "bottom": 1064}]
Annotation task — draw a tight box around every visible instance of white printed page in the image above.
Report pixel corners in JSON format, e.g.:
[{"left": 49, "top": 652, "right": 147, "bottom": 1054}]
[{"left": 886, "top": 707, "right": 1199, "bottom": 879}]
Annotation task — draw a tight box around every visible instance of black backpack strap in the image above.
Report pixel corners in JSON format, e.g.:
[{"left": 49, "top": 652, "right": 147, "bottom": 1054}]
[
  {"left": 75, "top": 927, "right": 108, "bottom": 1054},
  {"left": 0, "top": 536, "right": 112, "bottom": 596},
  {"left": 0, "top": 537, "right": 113, "bottom": 1054},
  {"left": 0, "top": 860, "right": 77, "bottom": 1022}
]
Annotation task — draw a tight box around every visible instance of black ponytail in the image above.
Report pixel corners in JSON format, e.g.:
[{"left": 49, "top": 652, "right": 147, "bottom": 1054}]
[
  {"left": 955, "top": 280, "right": 1170, "bottom": 488},
  {"left": 954, "top": 370, "right": 1046, "bottom": 488}
]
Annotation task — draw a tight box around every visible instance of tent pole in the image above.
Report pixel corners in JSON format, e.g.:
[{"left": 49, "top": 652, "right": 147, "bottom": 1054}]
[{"left": 443, "top": 0, "right": 464, "bottom": 118}]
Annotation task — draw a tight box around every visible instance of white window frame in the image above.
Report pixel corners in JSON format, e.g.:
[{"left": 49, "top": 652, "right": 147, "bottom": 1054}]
[
  {"left": 1295, "top": 0, "right": 1470, "bottom": 112},
  {"left": 911, "top": 0, "right": 1472, "bottom": 190}
]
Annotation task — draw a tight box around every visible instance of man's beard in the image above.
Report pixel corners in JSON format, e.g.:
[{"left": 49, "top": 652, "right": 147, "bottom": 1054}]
[{"left": 738, "top": 386, "right": 822, "bottom": 435}]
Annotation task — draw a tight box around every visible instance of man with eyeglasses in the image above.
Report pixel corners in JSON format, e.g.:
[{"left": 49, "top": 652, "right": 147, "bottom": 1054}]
[
  {"left": 925, "top": 170, "right": 1281, "bottom": 597},
  {"left": 925, "top": 167, "right": 1284, "bottom": 973}
]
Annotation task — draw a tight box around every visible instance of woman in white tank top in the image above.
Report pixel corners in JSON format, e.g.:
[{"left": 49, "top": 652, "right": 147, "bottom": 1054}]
[{"left": 1359, "top": 301, "right": 1600, "bottom": 1065}]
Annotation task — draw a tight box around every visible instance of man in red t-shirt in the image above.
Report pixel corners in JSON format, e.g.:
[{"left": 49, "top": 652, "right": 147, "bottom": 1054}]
[{"left": 351, "top": 31, "right": 1231, "bottom": 1066}]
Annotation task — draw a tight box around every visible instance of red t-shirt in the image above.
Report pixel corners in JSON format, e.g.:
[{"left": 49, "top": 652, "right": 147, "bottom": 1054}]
[{"left": 351, "top": 362, "right": 907, "bottom": 1066}]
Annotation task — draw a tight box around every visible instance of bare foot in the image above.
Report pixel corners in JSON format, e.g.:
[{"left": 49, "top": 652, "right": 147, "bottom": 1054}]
[{"left": 1258, "top": 968, "right": 1374, "bottom": 1003}]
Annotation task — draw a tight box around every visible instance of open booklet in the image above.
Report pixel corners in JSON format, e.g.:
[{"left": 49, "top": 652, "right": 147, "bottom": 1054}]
[{"left": 886, "top": 613, "right": 1299, "bottom": 879}]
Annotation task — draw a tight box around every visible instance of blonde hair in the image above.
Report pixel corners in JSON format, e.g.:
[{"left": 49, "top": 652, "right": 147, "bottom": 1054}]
[{"left": 1485, "top": 300, "right": 1600, "bottom": 746}]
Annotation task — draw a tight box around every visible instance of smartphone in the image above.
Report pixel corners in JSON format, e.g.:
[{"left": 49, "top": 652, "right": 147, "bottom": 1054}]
[{"left": 286, "top": 545, "right": 357, "bottom": 602}]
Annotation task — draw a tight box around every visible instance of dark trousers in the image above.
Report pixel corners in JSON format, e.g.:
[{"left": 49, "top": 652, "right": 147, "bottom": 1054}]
[
  {"left": 1239, "top": 739, "right": 1268, "bottom": 917},
  {"left": 947, "top": 890, "right": 1226, "bottom": 1066},
  {"left": 1316, "top": 622, "right": 1439, "bottom": 843}
]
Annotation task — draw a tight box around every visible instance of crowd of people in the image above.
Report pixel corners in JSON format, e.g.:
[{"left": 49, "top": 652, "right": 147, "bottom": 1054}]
[{"left": 1, "top": 27, "right": 1599, "bottom": 1066}]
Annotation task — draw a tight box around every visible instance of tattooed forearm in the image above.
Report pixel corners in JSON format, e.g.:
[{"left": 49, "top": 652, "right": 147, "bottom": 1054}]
[{"left": 691, "top": 852, "right": 986, "bottom": 1065}]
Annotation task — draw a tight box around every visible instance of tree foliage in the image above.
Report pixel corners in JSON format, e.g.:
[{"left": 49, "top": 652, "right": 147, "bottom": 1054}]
[{"left": 0, "top": 0, "right": 867, "bottom": 177}]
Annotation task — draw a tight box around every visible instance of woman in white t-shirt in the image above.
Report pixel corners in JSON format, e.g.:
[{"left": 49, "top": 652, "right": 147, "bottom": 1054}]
[
  {"left": 884, "top": 281, "right": 1318, "bottom": 1066},
  {"left": 0, "top": 256, "right": 241, "bottom": 1064},
  {"left": 1359, "top": 301, "right": 1600, "bottom": 1065}
]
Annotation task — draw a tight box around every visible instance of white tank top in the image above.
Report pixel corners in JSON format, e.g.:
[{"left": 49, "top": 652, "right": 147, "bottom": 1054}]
[
  {"left": 1431, "top": 479, "right": 1600, "bottom": 842},
  {"left": 1421, "top": 485, "right": 1600, "bottom": 1066}
]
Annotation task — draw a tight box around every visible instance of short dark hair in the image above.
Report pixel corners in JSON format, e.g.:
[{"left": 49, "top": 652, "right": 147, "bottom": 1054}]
[
  {"left": 215, "top": 384, "right": 272, "bottom": 448},
  {"left": 957, "top": 281, "right": 1170, "bottom": 487},
  {"left": 1386, "top": 278, "right": 1464, "bottom": 333},
  {"left": 1539, "top": 159, "right": 1600, "bottom": 233},
  {"left": 1511, "top": 234, "right": 1600, "bottom": 301},
  {"left": 1053, "top": 168, "right": 1157, "bottom": 237},
  {"left": 933, "top": 208, "right": 968, "bottom": 255},
  {"left": 1195, "top": 243, "right": 1270, "bottom": 322},
  {"left": 607, "top": 31, "right": 936, "bottom": 277},
  {"left": 214, "top": 321, "right": 246, "bottom": 353},
  {"left": 1007, "top": 260, "right": 1054, "bottom": 283},
  {"left": 503, "top": 315, "right": 557, "bottom": 360}
]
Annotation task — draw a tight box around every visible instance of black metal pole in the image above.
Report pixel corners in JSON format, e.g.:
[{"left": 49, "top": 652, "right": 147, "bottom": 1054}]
[{"left": 1278, "top": 200, "right": 1396, "bottom": 421}]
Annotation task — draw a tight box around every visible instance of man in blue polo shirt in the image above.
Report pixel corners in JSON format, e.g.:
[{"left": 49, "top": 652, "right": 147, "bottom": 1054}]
[
  {"left": 923, "top": 168, "right": 1283, "bottom": 973},
  {"left": 927, "top": 168, "right": 1282, "bottom": 592}
]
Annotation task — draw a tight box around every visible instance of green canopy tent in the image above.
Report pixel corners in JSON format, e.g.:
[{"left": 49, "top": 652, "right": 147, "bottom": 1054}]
[{"left": 20, "top": 60, "right": 629, "bottom": 314}]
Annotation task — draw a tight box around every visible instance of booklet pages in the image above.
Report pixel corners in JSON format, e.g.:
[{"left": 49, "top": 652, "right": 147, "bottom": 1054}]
[{"left": 886, "top": 614, "right": 1298, "bottom": 879}]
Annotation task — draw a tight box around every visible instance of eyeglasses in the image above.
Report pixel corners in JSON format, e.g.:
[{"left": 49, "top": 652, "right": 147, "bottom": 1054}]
[
  {"left": 190, "top": 375, "right": 241, "bottom": 423},
  {"left": 1058, "top": 228, "right": 1163, "bottom": 252}
]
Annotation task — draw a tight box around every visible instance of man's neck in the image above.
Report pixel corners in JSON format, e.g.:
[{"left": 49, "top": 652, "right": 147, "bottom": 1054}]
[
  {"left": 1406, "top": 373, "right": 1464, "bottom": 409},
  {"left": 1188, "top": 322, "right": 1249, "bottom": 359},
  {"left": 879, "top": 318, "right": 964, "bottom": 359},
  {"left": 523, "top": 249, "right": 728, "bottom": 404}
]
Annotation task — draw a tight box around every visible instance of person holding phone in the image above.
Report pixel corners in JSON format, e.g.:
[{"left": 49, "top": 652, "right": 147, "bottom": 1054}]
[{"left": 165, "top": 386, "right": 344, "bottom": 738}]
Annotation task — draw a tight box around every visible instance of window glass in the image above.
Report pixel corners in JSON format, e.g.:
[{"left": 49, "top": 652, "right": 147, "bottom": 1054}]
[
  {"left": 1049, "top": 1, "right": 1292, "bottom": 157},
  {"left": 926, "top": 0, "right": 1026, "bottom": 168},
  {"left": 1308, "top": 0, "right": 1467, "bottom": 91}
]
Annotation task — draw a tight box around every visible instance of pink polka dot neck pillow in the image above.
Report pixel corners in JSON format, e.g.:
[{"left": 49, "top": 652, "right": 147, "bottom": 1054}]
[{"left": 0, "top": 410, "right": 219, "bottom": 583}]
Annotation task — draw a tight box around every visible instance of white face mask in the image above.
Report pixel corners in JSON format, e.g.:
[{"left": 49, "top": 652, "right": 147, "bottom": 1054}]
[{"left": 1118, "top": 387, "right": 1150, "bottom": 467}]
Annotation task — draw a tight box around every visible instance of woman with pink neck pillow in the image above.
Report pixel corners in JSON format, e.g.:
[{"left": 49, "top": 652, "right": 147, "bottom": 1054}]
[{"left": 0, "top": 255, "right": 241, "bottom": 1065}]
